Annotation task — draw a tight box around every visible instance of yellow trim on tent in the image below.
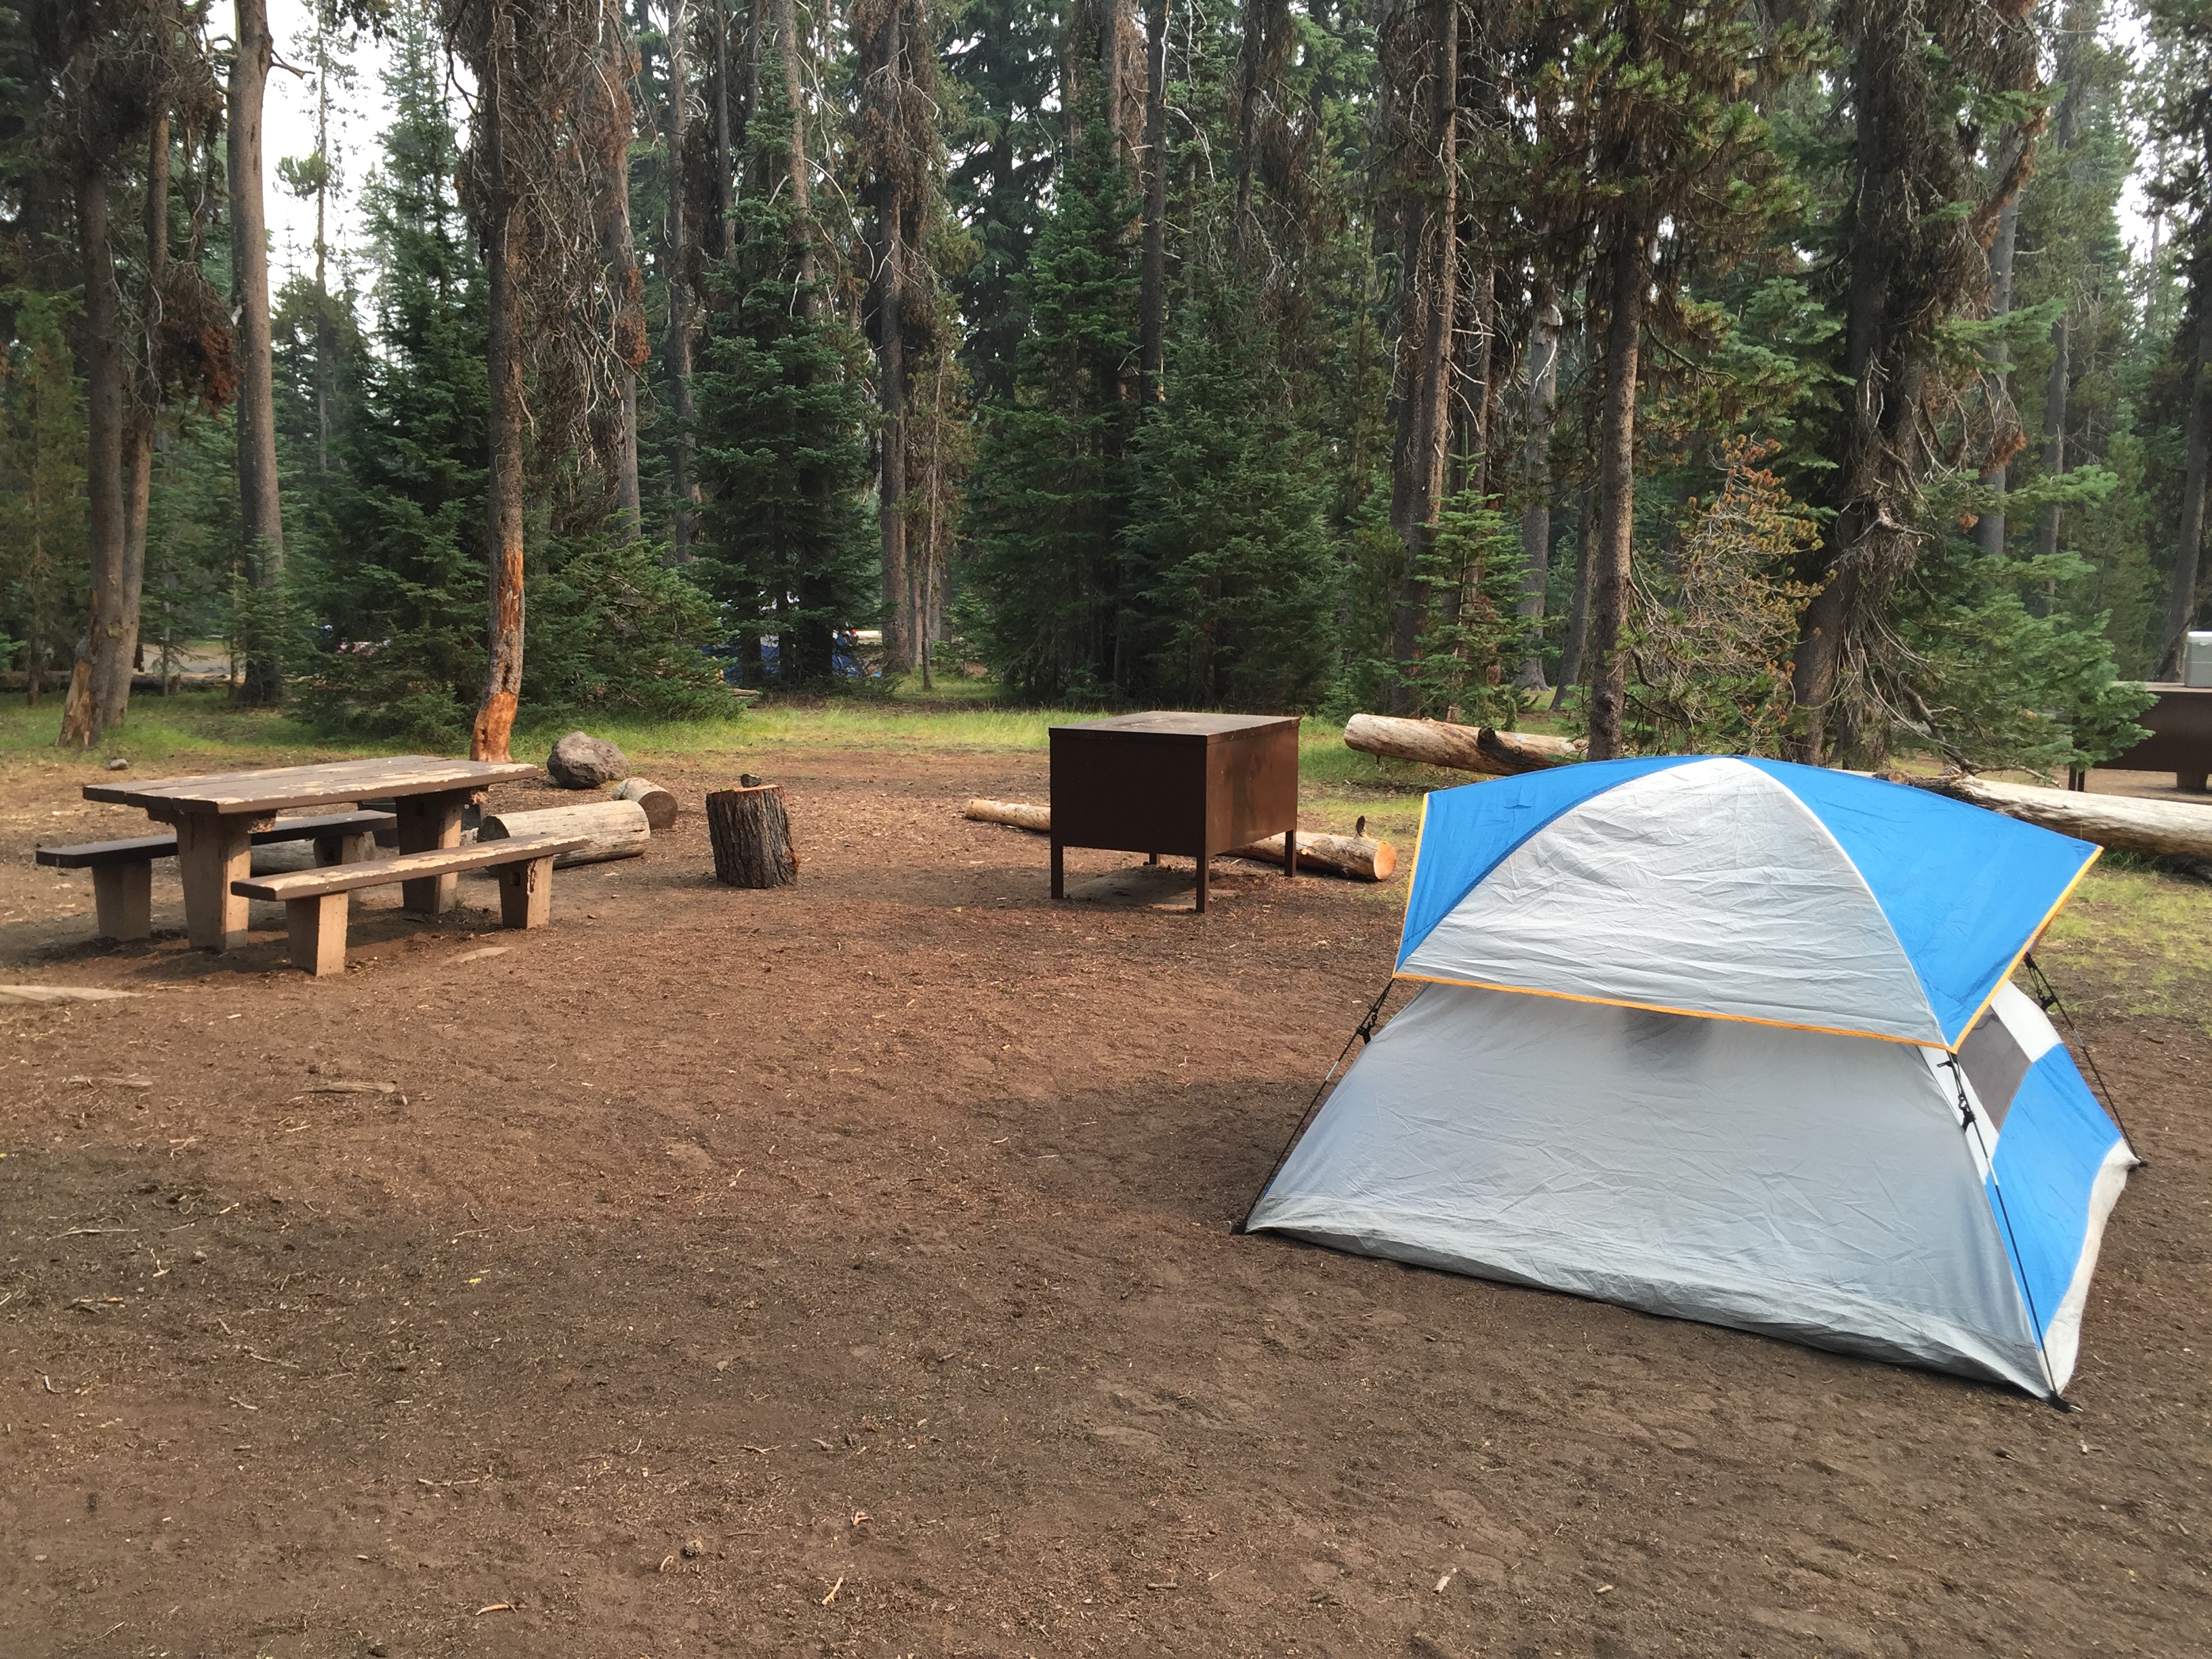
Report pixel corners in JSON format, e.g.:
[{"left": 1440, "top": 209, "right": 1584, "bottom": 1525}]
[
  {"left": 1387, "top": 971, "right": 1954, "bottom": 1050},
  {"left": 1392, "top": 788, "right": 1435, "bottom": 966},
  {"left": 1944, "top": 842, "right": 2103, "bottom": 1050}
]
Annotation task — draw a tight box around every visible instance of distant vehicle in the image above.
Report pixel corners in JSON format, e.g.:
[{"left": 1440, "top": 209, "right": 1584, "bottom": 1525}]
[{"left": 709, "top": 630, "right": 872, "bottom": 686}]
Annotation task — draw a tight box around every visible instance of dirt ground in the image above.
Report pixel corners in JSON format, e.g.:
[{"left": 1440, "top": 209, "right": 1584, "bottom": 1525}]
[{"left": 1, "top": 744, "right": 2207, "bottom": 1659}]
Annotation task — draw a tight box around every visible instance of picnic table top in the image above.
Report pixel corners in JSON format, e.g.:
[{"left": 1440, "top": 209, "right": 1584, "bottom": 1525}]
[{"left": 83, "top": 756, "right": 539, "bottom": 817}]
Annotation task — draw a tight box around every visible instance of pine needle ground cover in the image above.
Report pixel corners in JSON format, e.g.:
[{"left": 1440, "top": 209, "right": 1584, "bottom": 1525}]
[{"left": 1, "top": 710, "right": 2207, "bottom": 1655}]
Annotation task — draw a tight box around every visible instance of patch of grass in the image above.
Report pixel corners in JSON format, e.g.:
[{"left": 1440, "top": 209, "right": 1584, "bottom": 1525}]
[{"left": 2036, "top": 857, "right": 2212, "bottom": 1029}]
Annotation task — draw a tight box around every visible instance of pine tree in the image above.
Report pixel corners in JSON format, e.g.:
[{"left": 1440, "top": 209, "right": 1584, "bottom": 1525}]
[
  {"left": 301, "top": 3, "right": 493, "bottom": 745},
  {"left": 0, "top": 287, "right": 86, "bottom": 705},
  {"left": 693, "top": 36, "right": 878, "bottom": 689},
  {"left": 966, "top": 90, "right": 1142, "bottom": 699},
  {"left": 1128, "top": 274, "right": 1338, "bottom": 709}
]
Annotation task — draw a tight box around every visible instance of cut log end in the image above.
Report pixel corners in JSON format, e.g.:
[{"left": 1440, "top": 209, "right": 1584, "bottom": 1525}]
[
  {"left": 612, "top": 777, "right": 680, "bottom": 831},
  {"left": 708, "top": 784, "right": 798, "bottom": 888}
]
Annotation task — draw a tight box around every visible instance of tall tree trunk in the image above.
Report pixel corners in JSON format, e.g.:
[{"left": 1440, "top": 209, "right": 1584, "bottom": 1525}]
[
  {"left": 870, "top": 0, "right": 910, "bottom": 674},
  {"left": 590, "top": 0, "right": 644, "bottom": 531},
  {"left": 59, "top": 166, "right": 125, "bottom": 748},
  {"left": 109, "top": 109, "right": 173, "bottom": 727},
  {"left": 775, "top": 0, "right": 815, "bottom": 289},
  {"left": 2034, "top": 313, "right": 2068, "bottom": 562},
  {"left": 1551, "top": 488, "right": 1593, "bottom": 710},
  {"left": 713, "top": 0, "right": 738, "bottom": 258},
  {"left": 1137, "top": 0, "right": 1168, "bottom": 401},
  {"left": 472, "top": 61, "right": 527, "bottom": 762},
  {"left": 2160, "top": 303, "right": 2212, "bottom": 676},
  {"left": 1384, "top": 0, "right": 1457, "bottom": 704},
  {"left": 1973, "top": 180, "right": 2019, "bottom": 555},
  {"left": 230, "top": 0, "right": 285, "bottom": 703},
  {"left": 665, "top": 0, "right": 697, "bottom": 558},
  {"left": 1514, "top": 293, "right": 1559, "bottom": 690},
  {"left": 1585, "top": 226, "right": 1647, "bottom": 762}
]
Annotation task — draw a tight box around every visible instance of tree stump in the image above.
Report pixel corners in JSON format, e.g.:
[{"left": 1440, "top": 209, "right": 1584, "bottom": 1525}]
[{"left": 708, "top": 783, "right": 798, "bottom": 887}]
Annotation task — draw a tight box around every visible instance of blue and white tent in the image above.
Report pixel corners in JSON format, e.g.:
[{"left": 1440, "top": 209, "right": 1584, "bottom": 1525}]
[{"left": 1245, "top": 756, "right": 2136, "bottom": 1399}]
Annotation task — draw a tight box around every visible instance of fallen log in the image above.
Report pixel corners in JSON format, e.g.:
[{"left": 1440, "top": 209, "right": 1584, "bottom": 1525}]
[
  {"left": 611, "top": 777, "right": 680, "bottom": 831},
  {"left": 708, "top": 783, "right": 798, "bottom": 887},
  {"left": 967, "top": 797, "right": 1050, "bottom": 832},
  {"left": 964, "top": 798, "right": 1394, "bottom": 880},
  {"left": 1222, "top": 830, "right": 1396, "bottom": 882},
  {"left": 1343, "top": 712, "right": 1581, "bottom": 776},
  {"left": 478, "top": 798, "right": 649, "bottom": 867},
  {"left": 1912, "top": 773, "right": 2212, "bottom": 859}
]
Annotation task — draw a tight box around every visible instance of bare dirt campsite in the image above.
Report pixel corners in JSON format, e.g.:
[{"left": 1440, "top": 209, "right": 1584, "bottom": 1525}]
[{"left": 3, "top": 711, "right": 2209, "bottom": 1659}]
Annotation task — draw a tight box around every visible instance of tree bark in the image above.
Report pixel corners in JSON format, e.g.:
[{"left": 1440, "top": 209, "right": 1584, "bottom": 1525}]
[
  {"left": 712, "top": 0, "right": 738, "bottom": 258},
  {"left": 2160, "top": 302, "right": 2212, "bottom": 677},
  {"left": 108, "top": 108, "right": 171, "bottom": 730},
  {"left": 230, "top": 0, "right": 285, "bottom": 704},
  {"left": 589, "top": 0, "right": 644, "bottom": 531},
  {"left": 472, "top": 52, "right": 526, "bottom": 763},
  {"left": 775, "top": 0, "right": 814, "bottom": 288},
  {"left": 708, "top": 783, "right": 798, "bottom": 886},
  {"left": 1551, "top": 487, "right": 1592, "bottom": 710},
  {"left": 58, "top": 165, "right": 125, "bottom": 750},
  {"left": 2035, "top": 313, "right": 2068, "bottom": 562},
  {"left": 1136, "top": 0, "right": 1168, "bottom": 401},
  {"left": 1585, "top": 226, "right": 1647, "bottom": 762},
  {"left": 1383, "top": 0, "right": 1458, "bottom": 703},
  {"left": 867, "top": 0, "right": 911, "bottom": 674},
  {"left": 1343, "top": 712, "right": 1580, "bottom": 775},
  {"left": 1514, "top": 294, "right": 1559, "bottom": 690},
  {"left": 1973, "top": 184, "right": 2019, "bottom": 555},
  {"left": 665, "top": 0, "right": 697, "bottom": 559}
]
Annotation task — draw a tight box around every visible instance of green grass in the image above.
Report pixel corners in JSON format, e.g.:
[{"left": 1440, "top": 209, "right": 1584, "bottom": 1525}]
[
  {"left": 2037, "top": 857, "right": 2212, "bottom": 1029},
  {"left": 10, "top": 684, "right": 2204, "bottom": 1006}
]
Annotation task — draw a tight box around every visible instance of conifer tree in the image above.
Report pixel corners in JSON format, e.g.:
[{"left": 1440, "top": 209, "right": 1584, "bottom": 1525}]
[
  {"left": 693, "top": 48, "right": 876, "bottom": 685},
  {"left": 966, "top": 89, "right": 1141, "bottom": 699},
  {"left": 1128, "top": 274, "right": 1338, "bottom": 709}
]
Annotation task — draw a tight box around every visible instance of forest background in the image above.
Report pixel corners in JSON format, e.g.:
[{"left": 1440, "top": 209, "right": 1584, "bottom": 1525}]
[{"left": 4, "top": 0, "right": 2211, "bottom": 773}]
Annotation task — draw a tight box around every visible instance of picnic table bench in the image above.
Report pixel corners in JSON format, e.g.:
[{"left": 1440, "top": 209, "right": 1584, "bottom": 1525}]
[
  {"left": 36, "top": 811, "right": 393, "bottom": 941},
  {"left": 232, "top": 832, "right": 586, "bottom": 976},
  {"left": 81, "top": 756, "right": 537, "bottom": 949}
]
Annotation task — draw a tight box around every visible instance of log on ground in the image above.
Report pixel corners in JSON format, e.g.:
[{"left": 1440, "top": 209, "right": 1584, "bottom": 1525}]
[
  {"left": 1343, "top": 713, "right": 1582, "bottom": 776},
  {"left": 1222, "top": 831, "right": 1397, "bottom": 881},
  {"left": 612, "top": 777, "right": 680, "bottom": 831},
  {"left": 966, "top": 798, "right": 1394, "bottom": 880},
  {"left": 478, "top": 798, "right": 649, "bottom": 866},
  {"left": 966, "top": 798, "right": 1051, "bottom": 832},
  {"left": 1912, "top": 773, "right": 2212, "bottom": 858},
  {"left": 708, "top": 784, "right": 798, "bottom": 887}
]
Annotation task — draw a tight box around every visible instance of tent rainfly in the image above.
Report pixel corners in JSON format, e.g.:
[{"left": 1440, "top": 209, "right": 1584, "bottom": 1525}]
[{"left": 1244, "top": 756, "right": 2137, "bottom": 1400}]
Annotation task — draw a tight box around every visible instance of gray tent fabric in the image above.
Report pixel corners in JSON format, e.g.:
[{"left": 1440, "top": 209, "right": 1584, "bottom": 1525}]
[
  {"left": 1246, "top": 981, "right": 2051, "bottom": 1394},
  {"left": 1399, "top": 759, "right": 1946, "bottom": 1045}
]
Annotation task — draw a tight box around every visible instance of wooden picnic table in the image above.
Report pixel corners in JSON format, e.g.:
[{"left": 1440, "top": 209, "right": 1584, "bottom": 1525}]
[{"left": 83, "top": 756, "right": 538, "bottom": 950}]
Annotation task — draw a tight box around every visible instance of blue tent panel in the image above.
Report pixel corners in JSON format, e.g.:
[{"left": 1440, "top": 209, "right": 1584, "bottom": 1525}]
[
  {"left": 1986, "top": 1047, "right": 2129, "bottom": 1350},
  {"left": 1738, "top": 761, "right": 2098, "bottom": 1046}
]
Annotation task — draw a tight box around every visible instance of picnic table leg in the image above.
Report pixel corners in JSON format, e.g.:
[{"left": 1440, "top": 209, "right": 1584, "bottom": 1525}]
[
  {"left": 287, "top": 893, "right": 350, "bottom": 977},
  {"left": 497, "top": 855, "right": 555, "bottom": 929},
  {"left": 92, "top": 863, "right": 152, "bottom": 942},
  {"left": 174, "top": 813, "right": 253, "bottom": 950},
  {"left": 395, "top": 790, "right": 469, "bottom": 914}
]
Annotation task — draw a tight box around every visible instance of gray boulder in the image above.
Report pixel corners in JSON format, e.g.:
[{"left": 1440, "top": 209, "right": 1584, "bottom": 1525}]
[{"left": 546, "top": 731, "right": 631, "bottom": 789}]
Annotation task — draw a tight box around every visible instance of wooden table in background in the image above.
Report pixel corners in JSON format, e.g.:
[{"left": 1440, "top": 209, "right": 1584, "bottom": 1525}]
[
  {"left": 83, "top": 756, "right": 538, "bottom": 949},
  {"left": 1048, "top": 713, "right": 1300, "bottom": 914}
]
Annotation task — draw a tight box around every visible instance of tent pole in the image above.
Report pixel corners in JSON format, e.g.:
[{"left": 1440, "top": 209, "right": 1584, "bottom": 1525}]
[{"left": 1233, "top": 977, "right": 1400, "bottom": 1235}]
